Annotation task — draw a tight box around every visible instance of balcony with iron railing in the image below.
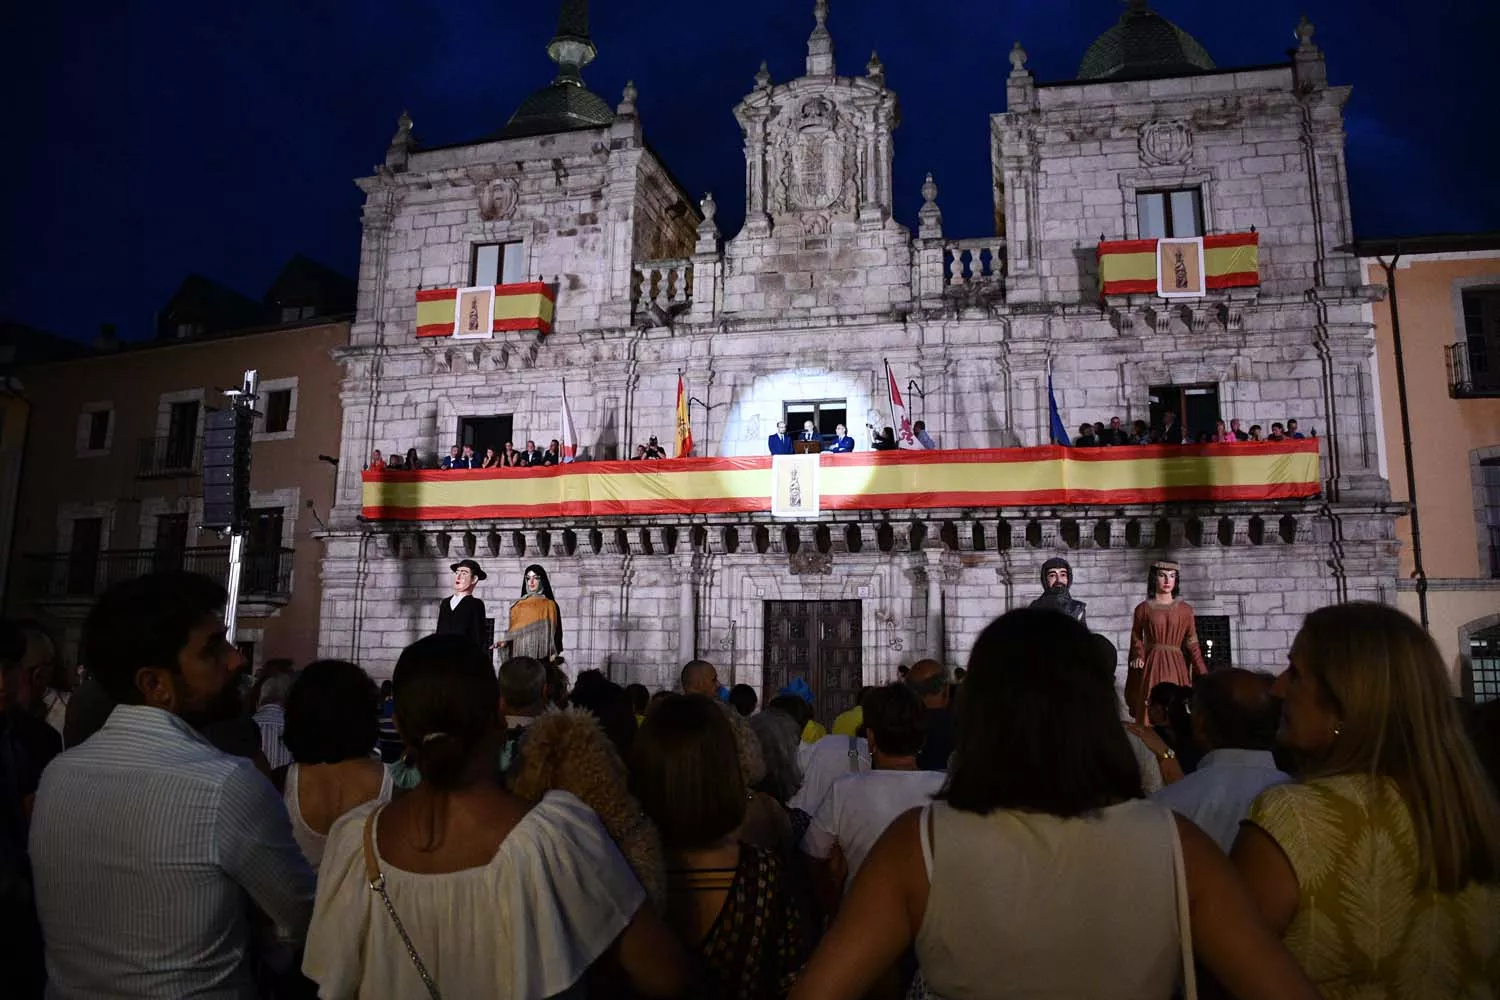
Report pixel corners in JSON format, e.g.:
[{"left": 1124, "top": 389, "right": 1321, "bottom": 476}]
[
  {"left": 21, "top": 546, "right": 294, "bottom": 603},
  {"left": 1446, "top": 341, "right": 1500, "bottom": 398},
  {"left": 137, "top": 435, "right": 203, "bottom": 478}
]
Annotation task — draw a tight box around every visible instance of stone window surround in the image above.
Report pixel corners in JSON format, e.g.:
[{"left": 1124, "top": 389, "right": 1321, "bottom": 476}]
[
  {"left": 1117, "top": 167, "right": 1218, "bottom": 241},
  {"left": 1458, "top": 611, "right": 1500, "bottom": 703},
  {"left": 75, "top": 400, "right": 114, "bottom": 458},
  {"left": 1450, "top": 276, "right": 1500, "bottom": 346},
  {"left": 138, "top": 496, "right": 197, "bottom": 550},
  {"left": 56, "top": 502, "right": 115, "bottom": 554},
  {"left": 253, "top": 376, "right": 299, "bottom": 442},
  {"left": 155, "top": 388, "right": 206, "bottom": 440},
  {"left": 1472, "top": 445, "right": 1500, "bottom": 579},
  {"left": 455, "top": 223, "right": 531, "bottom": 290}
]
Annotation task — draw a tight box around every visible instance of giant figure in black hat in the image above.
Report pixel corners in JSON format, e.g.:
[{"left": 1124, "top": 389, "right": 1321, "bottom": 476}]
[
  {"left": 435, "top": 559, "right": 488, "bottom": 652},
  {"left": 1029, "top": 556, "right": 1087, "bottom": 626}
]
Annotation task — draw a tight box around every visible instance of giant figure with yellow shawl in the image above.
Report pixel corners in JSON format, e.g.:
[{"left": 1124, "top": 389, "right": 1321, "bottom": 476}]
[{"left": 497, "top": 564, "right": 564, "bottom": 664}]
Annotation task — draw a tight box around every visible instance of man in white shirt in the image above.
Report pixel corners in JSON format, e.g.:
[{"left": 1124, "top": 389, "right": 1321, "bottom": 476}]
[
  {"left": 801, "top": 683, "right": 945, "bottom": 910},
  {"left": 29, "top": 572, "right": 315, "bottom": 999},
  {"left": 1152, "top": 668, "right": 1290, "bottom": 852}
]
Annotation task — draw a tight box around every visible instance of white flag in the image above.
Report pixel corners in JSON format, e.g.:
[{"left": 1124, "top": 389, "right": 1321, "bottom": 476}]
[
  {"left": 886, "top": 363, "right": 920, "bottom": 450},
  {"left": 559, "top": 379, "right": 578, "bottom": 463}
]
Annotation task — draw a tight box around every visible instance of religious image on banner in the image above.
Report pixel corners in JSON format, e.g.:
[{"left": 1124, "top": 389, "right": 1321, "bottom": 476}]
[
  {"left": 1156, "top": 238, "right": 1206, "bottom": 299},
  {"left": 885, "top": 362, "right": 920, "bottom": 449},
  {"left": 771, "top": 454, "right": 821, "bottom": 518},
  {"left": 454, "top": 286, "right": 495, "bottom": 339}
]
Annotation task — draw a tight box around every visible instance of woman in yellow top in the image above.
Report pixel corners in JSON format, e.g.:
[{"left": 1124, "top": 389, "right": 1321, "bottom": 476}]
[
  {"left": 496, "top": 564, "right": 563, "bottom": 664},
  {"left": 1233, "top": 602, "right": 1500, "bottom": 999}
]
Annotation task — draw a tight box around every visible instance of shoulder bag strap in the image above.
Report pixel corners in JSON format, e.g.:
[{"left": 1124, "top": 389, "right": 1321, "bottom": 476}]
[
  {"left": 363, "top": 809, "right": 442, "bottom": 1000},
  {"left": 1167, "top": 812, "right": 1199, "bottom": 1000}
]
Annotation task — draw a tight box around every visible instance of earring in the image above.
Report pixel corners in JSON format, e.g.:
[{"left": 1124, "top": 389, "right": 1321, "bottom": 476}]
[{"left": 1332, "top": 722, "right": 1343, "bottom": 737}]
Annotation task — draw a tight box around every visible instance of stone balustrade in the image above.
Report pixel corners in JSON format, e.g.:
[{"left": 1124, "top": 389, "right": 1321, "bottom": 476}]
[
  {"left": 945, "top": 238, "right": 1006, "bottom": 287},
  {"left": 632, "top": 259, "right": 693, "bottom": 324}
]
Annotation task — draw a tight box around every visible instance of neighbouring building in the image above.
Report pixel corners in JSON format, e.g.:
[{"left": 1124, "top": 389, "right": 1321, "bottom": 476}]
[
  {"left": 6, "top": 260, "right": 353, "bottom": 670},
  {"left": 329, "top": 0, "right": 1399, "bottom": 719},
  {"left": 1357, "top": 234, "right": 1500, "bottom": 702}
]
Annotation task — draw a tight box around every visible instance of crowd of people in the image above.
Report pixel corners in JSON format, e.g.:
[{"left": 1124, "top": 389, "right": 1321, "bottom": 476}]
[
  {"left": 1071, "top": 414, "right": 1311, "bottom": 447},
  {"left": 3, "top": 573, "right": 1499, "bottom": 999},
  {"left": 367, "top": 439, "right": 567, "bottom": 471}
]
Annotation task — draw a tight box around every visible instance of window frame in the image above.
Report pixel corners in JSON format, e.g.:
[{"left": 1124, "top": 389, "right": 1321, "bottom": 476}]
[
  {"left": 1136, "top": 187, "right": 1205, "bottom": 240},
  {"left": 470, "top": 241, "right": 527, "bottom": 287},
  {"left": 253, "top": 377, "right": 299, "bottom": 442},
  {"left": 783, "top": 399, "right": 850, "bottom": 443},
  {"left": 76, "top": 401, "right": 114, "bottom": 457}
]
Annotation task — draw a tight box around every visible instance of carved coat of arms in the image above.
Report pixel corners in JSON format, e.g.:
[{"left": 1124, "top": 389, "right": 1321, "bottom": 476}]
[{"left": 1139, "top": 121, "right": 1193, "bottom": 166}]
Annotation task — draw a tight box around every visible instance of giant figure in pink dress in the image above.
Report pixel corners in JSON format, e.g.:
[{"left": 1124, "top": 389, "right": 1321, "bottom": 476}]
[{"left": 1125, "top": 560, "right": 1208, "bottom": 724}]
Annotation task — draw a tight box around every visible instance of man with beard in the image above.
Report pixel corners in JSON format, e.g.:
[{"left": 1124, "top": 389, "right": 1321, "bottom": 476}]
[
  {"left": 1029, "top": 556, "right": 1087, "bottom": 626},
  {"left": 28, "top": 573, "right": 314, "bottom": 999}
]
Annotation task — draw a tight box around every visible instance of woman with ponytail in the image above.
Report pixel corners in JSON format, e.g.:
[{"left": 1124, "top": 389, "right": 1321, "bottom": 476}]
[{"left": 302, "top": 634, "right": 684, "bottom": 999}]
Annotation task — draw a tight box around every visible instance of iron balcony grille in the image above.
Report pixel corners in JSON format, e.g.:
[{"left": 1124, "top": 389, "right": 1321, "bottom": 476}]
[
  {"left": 137, "top": 436, "right": 203, "bottom": 478},
  {"left": 22, "top": 546, "right": 294, "bottom": 601},
  {"left": 1447, "top": 341, "right": 1500, "bottom": 398}
]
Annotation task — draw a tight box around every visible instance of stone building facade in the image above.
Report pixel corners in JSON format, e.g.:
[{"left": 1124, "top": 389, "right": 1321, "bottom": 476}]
[{"left": 320, "top": 1, "right": 1402, "bottom": 713}]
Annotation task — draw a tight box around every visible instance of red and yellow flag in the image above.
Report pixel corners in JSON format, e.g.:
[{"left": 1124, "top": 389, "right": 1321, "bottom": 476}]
[
  {"left": 1097, "top": 232, "right": 1259, "bottom": 297},
  {"left": 675, "top": 375, "right": 693, "bottom": 458}
]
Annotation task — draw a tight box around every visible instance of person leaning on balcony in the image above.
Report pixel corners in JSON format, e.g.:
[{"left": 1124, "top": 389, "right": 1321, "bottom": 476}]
[
  {"left": 828, "top": 424, "right": 856, "bottom": 453},
  {"left": 872, "top": 427, "right": 899, "bottom": 451},
  {"left": 367, "top": 449, "right": 385, "bottom": 471},
  {"left": 440, "top": 445, "right": 463, "bottom": 470},
  {"left": 1156, "top": 411, "right": 1184, "bottom": 445},
  {"left": 500, "top": 441, "right": 522, "bottom": 467},
  {"left": 543, "top": 439, "right": 562, "bottom": 465},
  {"left": 1267, "top": 423, "right": 1286, "bottom": 442},
  {"left": 1229, "top": 418, "right": 1249, "bottom": 441},
  {"left": 1247, "top": 424, "right": 1264, "bottom": 442},
  {"left": 480, "top": 447, "right": 499, "bottom": 469},
  {"left": 404, "top": 447, "right": 421, "bottom": 469},
  {"left": 914, "top": 420, "right": 937, "bottom": 449},
  {"left": 1285, "top": 418, "right": 1305, "bottom": 439},
  {"left": 1075, "top": 424, "right": 1098, "bottom": 447},
  {"left": 523, "top": 439, "right": 546, "bottom": 466},
  {"left": 1129, "top": 420, "right": 1152, "bottom": 445}
]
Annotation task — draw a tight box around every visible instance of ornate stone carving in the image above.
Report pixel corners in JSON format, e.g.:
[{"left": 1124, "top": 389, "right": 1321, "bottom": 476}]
[
  {"left": 478, "top": 176, "right": 520, "bottom": 221},
  {"left": 788, "top": 550, "right": 834, "bottom": 575},
  {"left": 1139, "top": 120, "right": 1193, "bottom": 166}
]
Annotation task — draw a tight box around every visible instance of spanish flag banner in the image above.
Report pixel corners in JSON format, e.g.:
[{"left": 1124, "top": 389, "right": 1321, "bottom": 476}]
[
  {"left": 1097, "top": 232, "right": 1259, "bottom": 298},
  {"left": 362, "top": 439, "right": 1320, "bottom": 522},
  {"left": 415, "top": 283, "right": 557, "bottom": 338},
  {"left": 675, "top": 375, "right": 693, "bottom": 458}
]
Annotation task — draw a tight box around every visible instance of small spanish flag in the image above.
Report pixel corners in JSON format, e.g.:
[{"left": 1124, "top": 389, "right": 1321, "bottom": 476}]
[{"left": 675, "top": 374, "right": 693, "bottom": 458}]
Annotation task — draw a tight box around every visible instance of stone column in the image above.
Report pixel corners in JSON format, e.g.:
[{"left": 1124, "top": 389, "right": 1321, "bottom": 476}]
[
  {"left": 925, "top": 550, "right": 945, "bottom": 662},
  {"left": 677, "top": 554, "right": 698, "bottom": 666}
]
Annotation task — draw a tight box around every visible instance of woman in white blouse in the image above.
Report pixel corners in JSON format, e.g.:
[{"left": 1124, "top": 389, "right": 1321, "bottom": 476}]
[
  {"left": 302, "top": 634, "right": 684, "bottom": 999},
  {"left": 279, "top": 660, "right": 393, "bottom": 872}
]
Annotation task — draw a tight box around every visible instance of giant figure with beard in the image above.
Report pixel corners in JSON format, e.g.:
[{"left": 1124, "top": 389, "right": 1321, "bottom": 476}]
[{"left": 1029, "top": 557, "right": 1087, "bottom": 626}]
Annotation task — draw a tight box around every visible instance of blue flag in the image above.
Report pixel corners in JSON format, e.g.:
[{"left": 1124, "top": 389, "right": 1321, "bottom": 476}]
[{"left": 1048, "top": 375, "right": 1071, "bottom": 446}]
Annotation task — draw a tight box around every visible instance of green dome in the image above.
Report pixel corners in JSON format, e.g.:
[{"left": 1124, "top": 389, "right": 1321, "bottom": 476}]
[
  {"left": 501, "top": 80, "right": 614, "bottom": 138},
  {"left": 1077, "top": 2, "right": 1215, "bottom": 81}
]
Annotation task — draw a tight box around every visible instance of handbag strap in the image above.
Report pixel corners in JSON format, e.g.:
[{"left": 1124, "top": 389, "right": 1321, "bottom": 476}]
[
  {"left": 362, "top": 809, "right": 442, "bottom": 1000},
  {"left": 1166, "top": 812, "right": 1199, "bottom": 1000}
]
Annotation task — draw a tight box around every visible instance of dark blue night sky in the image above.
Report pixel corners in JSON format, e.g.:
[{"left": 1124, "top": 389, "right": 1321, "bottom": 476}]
[{"left": 4, "top": 0, "right": 1495, "bottom": 343}]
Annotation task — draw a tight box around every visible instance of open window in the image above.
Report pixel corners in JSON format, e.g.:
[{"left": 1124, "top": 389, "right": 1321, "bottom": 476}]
[
  {"left": 1148, "top": 384, "right": 1220, "bottom": 443},
  {"left": 458, "top": 415, "right": 515, "bottom": 456},
  {"left": 784, "top": 400, "right": 848, "bottom": 444}
]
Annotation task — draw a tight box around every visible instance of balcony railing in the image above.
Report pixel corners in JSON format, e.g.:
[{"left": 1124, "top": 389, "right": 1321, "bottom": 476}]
[
  {"left": 21, "top": 546, "right": 294, "bottom": 601},
  {"left": 944, "top": 238, "right": 1006, "bottom": 288},
  {"left": 632, "top": 259, "right": 693, "bottom": 323},
  {"left": 138, "top": 436, "right": 203, "bottom": 478},
  {"left": 1446, "top": 342, "right": 1500, "bottom": 398}
]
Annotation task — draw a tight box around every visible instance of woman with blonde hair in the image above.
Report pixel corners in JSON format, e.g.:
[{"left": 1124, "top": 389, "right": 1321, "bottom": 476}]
[{"left": 1234, "top": 602, "right": 1500, "bottom": 998}]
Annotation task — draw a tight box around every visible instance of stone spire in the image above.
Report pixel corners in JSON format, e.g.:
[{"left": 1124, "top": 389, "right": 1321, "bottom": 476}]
[
  {"left": 918, "top": 173, "right": 943, "bottom": 239},
  {"left": 547, "top": 0, "right": 597, "bottom": 85},
  {"left": 1291, "top": 14, "right": 1326, "bottom": 89},
  {"left": 385, "top": 110, "right": 415, "bottom": 171},
  {"left": 806, "top": 0, "right": 834, "bottom": 77}
]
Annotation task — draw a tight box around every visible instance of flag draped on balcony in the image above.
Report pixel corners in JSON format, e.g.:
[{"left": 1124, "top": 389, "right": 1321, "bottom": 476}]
[
  {"left": 1096, "top": 232, "right": 1260, "bottom": 297},
  {"left": 675, "top": 374, "right": 693, "bottom": 458}
]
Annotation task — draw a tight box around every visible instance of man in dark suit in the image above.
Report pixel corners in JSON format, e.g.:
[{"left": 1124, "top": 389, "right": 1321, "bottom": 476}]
[
  {"left": 435, "top": 560, "right": 489, "bottom": 652},
  {"left": 767, "top": 420, "right": 793, "bottom": 455},
  {"left": 828, "top": 423, "right": 856, "bottom": 453},
  {"left": 799, "top": 420, "right": 818, "bottom": 444},
  {"left": 522, "top": 439, "right": 546, "bottom": 466}
]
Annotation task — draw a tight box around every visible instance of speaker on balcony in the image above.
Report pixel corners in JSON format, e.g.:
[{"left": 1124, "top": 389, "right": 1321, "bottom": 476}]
[{"left": 201, "top": 407, "right": 253, "bottom": 532}]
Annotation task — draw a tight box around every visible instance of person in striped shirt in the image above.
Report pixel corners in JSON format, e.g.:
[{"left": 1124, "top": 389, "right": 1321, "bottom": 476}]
[{"left": 28, "top": 572, "right": 315, "bottom": 999}]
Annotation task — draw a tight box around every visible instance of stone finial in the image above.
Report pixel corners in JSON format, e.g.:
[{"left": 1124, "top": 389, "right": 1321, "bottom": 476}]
[
  {"left": 696, "top": 191, "right": 721, "bottom": 252},
  {"left": 1295, "top": 15, "right": 1316, "bottom": 49},
  {"left": 807, "top": 0, "right": 834, "bottom": 76},
  {"left": 617, "top": 79, "right": 638, "bottom": 117},
  {"left": 385, "top": 109, "right": 415, "bottom": 171},
  {"left": 1009, "top": 42, "right": 1028, "bottom": 74},
  {"left": 866, "top": 50, "right": 884, "bottom": 84},
  {"left": 754, "top": 60, "right": 772, "bottom": 90},
  {"left": 918, "top": 172, "right": 943, "bottom": 239}
]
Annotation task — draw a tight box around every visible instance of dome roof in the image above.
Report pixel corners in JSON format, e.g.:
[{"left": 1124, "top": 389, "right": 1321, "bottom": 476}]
[
  {"left": 1077, "top": 2, "right": 1215, "bottom": 82},
  {"left": 501, "top": 80, "right": 614, "bottom": 139}
]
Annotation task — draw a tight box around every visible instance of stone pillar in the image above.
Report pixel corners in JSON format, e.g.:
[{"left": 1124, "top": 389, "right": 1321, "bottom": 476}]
[
  {"left": 925, "top": 551, "right": 945, "bottom": 662},
  {"left": 677, "top": 555, "right": 697, "bottom": 666}
]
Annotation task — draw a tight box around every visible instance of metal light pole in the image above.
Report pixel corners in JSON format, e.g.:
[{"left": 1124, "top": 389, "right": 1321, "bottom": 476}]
[
  {"left": 1378, "top": 256, "right": 1429, "bottom": 630},
  {"left": 221, "top": 370, "right": 258, "bottom": 642}
]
